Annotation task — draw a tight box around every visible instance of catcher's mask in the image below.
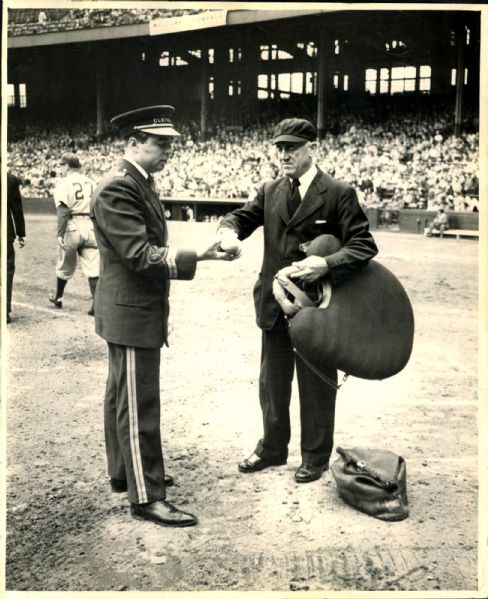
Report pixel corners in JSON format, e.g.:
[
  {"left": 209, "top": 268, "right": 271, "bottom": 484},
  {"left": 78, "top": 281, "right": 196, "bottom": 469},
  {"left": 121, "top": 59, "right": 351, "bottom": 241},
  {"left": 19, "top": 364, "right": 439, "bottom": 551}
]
[{"left": 272, "top": 234, "right": 341, "bottom": 317}]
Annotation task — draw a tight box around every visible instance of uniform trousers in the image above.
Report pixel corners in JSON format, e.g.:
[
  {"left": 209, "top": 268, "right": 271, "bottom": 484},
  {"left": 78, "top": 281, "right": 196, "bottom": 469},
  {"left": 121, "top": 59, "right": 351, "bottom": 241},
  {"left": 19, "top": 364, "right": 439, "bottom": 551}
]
[
  {"left": 57, "top": 218, "right": 99, "bottom": 280},
  {"left": 255, "top": 313, "right": 337, "bottom": 467},
  {"left": 104, "top": 342, "right": 167, "bottom": 504},
  {"left": 7, "top": 242, "right": 15, "bottom": 315}
]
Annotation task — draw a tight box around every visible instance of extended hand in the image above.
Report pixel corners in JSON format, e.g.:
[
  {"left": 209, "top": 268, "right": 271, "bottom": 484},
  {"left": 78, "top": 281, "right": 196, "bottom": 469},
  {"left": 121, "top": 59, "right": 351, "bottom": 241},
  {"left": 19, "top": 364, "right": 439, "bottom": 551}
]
[
  {"left": 217, "top": 229, "right": 242, "bottom": 258},
  {"left": 197, "top": 239, "right": 241, "bottom": 261},
  {"left": 289, "top": 255, "right": 328, "bottom": 283}
]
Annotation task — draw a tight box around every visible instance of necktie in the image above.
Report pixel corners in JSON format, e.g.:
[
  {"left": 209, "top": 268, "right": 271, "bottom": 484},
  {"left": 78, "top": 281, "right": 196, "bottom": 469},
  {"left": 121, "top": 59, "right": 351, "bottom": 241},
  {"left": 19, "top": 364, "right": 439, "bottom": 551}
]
[
  {"left": 287, "top": 178, "right": 301, "bottom": 217},
  {"left": 147, "top": 175, "right": 156, "bottom": 192}
]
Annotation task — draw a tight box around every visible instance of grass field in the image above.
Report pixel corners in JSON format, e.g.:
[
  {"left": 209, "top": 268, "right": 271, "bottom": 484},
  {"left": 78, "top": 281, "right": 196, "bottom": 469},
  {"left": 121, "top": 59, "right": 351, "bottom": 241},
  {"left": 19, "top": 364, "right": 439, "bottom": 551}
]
[{"left": 4, "top": 214, "right": 481, "bottom": 593}]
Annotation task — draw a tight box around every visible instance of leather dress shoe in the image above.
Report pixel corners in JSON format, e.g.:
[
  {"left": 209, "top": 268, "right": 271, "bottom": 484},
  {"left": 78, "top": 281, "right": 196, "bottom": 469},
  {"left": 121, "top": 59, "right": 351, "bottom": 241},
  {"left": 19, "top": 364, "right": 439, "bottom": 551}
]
[
  {"left": 49, "top": 293, "right": 63, "bottom": 309},
  {"left": 131, "top": 499, "right": 197, "bottom": 527},
  {"left": 238, "top": 453, "right": 287, "bottom": 473},
  {"left": 294, "top": 463, "right": 328, "bottom": 483},
  {"left": 110, "top": 475, "right": 174, "bottom": 493}
]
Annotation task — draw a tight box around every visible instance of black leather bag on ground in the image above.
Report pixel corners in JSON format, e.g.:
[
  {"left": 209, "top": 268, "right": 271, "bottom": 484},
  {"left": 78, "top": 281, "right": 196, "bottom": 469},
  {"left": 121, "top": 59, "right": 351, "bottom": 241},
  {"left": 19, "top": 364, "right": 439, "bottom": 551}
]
[{"left": 331, "top": 447, "right": 409, "bottom": 521}]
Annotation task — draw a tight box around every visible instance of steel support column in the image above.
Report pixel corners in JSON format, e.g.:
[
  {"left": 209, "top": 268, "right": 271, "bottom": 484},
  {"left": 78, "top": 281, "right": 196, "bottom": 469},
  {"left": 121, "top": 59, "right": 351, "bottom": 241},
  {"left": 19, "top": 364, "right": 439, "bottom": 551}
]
[
  {"left": 317, "top": 29, "right": 327, "bottom": 139},
  {"left": 454, "top": 25, "right": 465, "bottom": 137},
  {"left": 200, "top": 47, "right": 208, "bottom": 141}
]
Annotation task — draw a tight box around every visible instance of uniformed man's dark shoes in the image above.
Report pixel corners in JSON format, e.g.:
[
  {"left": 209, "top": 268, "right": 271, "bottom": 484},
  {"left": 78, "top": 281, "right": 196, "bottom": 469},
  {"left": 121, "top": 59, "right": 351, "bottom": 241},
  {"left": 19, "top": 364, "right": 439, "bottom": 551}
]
[
  {"left": 131, "top": 500, "right": 197, "bottom": 527},
  {"left": 110, "top": 475, "right": 174, "bottom": 493},
  {"left": 87, "top": 302, "right": 95, "bottom": 316},
  {"left": 49, "top": 293, "right": 63, "bottom": 309},
  {"left": 294, "top": 463, "right": 328, "bottom": 483},
  {"left": 238, "top": 453, "right": 287, "bottom": 473}
]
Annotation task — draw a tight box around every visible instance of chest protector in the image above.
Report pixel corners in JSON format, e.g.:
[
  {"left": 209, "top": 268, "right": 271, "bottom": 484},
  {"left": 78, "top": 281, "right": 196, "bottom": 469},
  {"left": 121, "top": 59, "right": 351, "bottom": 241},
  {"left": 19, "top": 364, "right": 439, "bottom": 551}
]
[{"left": 273, "top": 235, "right": 414, "bottom": 380}]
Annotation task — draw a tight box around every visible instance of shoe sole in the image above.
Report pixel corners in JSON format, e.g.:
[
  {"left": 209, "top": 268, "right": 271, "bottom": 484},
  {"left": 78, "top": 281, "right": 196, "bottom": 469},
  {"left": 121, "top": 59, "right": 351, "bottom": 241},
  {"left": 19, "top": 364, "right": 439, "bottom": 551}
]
[
  {"left": 238, "top": 460, "right": 287, "bottom": 473},
  {"left": 131, "top": 512, "right": 197, "bottom": 527},
  {"left": 295, "top": 467, "right": 328, "bottom": 483},
  {"left": 295, "top": 474, "right": 323, "bottom": 483}
]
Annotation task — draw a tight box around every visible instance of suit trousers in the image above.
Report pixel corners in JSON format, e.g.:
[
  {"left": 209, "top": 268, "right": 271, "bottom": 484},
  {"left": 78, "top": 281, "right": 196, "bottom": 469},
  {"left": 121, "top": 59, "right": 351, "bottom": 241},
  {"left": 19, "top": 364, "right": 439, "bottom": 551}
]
[
  {"left": 104, "top": 342, "right": 167, "bottom": 504},
  {"left": 255, "top": 313, "right": 337, "bottom": 466},
  {"left": 7, "top": 242, "right": 15, "bottom": 314}
]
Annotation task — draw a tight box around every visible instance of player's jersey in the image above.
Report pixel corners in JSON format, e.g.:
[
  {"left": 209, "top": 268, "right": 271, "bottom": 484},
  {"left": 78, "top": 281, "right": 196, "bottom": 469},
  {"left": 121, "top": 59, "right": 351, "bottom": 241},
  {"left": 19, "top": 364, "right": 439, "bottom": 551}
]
[{"left": 53, "top": 172, "right": 95, "bottom": 215}]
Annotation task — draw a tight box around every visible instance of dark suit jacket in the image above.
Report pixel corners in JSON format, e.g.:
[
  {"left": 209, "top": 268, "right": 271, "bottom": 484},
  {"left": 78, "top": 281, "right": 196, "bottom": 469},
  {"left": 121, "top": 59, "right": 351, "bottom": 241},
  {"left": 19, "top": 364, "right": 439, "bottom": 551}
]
[
  {"left": 7, "top": 173, "right": 26, "bottom": 244},
  {"left": 90, "top": 159, "right": 197, "bottom": 349},
  {"left": 220, "top": 168, "right": 378, "bottom": 330}
]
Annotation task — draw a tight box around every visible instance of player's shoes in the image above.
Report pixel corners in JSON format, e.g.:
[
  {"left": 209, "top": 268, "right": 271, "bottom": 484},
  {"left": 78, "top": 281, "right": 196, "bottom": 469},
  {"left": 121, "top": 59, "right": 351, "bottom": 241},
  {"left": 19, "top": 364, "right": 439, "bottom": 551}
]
[
  {"left": 87, "top": 301, "right": 95, "bottom": 316},
  {"left": 49, "top": 294, "right": 63, "bottom": 309}
]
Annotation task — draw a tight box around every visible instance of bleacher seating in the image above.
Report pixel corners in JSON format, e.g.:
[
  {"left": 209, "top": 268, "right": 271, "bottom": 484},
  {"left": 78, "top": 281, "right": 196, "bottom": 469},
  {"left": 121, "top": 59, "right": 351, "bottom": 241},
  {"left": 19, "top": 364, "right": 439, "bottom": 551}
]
[
  {"left": 7, "top": 8, "right": 207, "bottom": 36},
  {"left": 6, "top": 103, "right": 479, "bottom": 220}
]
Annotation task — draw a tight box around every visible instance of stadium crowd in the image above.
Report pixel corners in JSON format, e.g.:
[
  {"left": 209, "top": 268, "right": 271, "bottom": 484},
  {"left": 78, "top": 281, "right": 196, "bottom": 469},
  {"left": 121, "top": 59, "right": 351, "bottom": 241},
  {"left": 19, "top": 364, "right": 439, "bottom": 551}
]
[
  {"left": 7, "top": 103, "right": 479, "bottom": 216},
  {"left": 8, "top": 8, "right": 207, "bottom": 36}
]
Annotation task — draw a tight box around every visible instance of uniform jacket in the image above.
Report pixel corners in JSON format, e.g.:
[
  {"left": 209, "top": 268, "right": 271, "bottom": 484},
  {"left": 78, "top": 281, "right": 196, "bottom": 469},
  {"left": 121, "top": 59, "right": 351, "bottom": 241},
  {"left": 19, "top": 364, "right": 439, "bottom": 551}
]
[
  {"left": 90, "top": 159, "right": 197, "bottom": 349},
  {"left": 219, "top": 168, "right": 378, "bottom": 330},
  {"left": 7, "top": 173, "right": 26, "bottom": 244}
]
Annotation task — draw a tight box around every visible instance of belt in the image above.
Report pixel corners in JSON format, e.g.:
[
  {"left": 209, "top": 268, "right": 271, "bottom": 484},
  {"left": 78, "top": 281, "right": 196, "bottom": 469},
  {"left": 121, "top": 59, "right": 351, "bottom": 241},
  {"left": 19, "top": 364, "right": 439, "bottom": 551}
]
[{"left": 71, "top": 213, "right": 91, "bottom": 217}]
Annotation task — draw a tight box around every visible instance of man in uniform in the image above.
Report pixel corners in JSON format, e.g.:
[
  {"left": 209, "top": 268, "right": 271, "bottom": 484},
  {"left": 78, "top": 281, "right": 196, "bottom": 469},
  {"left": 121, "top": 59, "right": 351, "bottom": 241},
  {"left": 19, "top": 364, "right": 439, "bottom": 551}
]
[
  {"left": 90, "top": 105, "right": 236, "bottom": 527},
  {"left": 7, "top": 171, "right": 26, "bottom": 324},
  {"left": 49, "top": 153, "right": 99, "bottom": 315},
  {"left": 217, "top": 118, "right": 378, "bottom": 483}
]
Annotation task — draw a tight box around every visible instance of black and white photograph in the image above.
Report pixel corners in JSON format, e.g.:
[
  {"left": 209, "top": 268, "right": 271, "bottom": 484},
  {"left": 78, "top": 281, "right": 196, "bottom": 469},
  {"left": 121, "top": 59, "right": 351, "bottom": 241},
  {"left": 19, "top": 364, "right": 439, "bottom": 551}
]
[{"left": 1, "top": 1, "right": 487, "bottom": 596}]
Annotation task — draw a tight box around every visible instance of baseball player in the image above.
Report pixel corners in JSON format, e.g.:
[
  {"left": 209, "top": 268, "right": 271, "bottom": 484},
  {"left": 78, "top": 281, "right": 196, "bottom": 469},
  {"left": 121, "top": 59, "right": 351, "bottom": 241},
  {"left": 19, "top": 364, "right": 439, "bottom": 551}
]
[{"left": 49, "top": 153, "right": 99, "bottom": 315}]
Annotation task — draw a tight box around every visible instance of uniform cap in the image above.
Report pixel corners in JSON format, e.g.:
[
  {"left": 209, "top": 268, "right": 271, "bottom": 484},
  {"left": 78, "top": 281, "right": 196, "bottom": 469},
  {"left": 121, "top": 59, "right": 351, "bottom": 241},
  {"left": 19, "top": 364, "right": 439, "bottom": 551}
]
[
  {"left": 61, "top": 153, "right": 81, "bottom": 168},
  {"left": 273, "top": 118, "right": 317, "bottom": 144},
  {"left": 111, "top": 105, "right": 181, "bottom": 138}
]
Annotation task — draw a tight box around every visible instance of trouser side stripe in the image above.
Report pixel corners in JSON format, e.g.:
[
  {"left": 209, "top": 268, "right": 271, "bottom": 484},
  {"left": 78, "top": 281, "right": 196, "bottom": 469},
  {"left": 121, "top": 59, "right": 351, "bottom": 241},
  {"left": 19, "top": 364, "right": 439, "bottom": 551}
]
[{"left": 126, "top": 347, "right": 148, "bottom": 503}]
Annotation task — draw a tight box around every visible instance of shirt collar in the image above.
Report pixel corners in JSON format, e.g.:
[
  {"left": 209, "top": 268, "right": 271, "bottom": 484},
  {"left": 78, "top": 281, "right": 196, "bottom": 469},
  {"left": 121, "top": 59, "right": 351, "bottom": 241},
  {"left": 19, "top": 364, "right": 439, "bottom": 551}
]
[
  {"left": 125, "top": 157, "right": 150, "bottom": 180},
  {"left": 288, "top": 163, "right": 317, "bottom": 198}
]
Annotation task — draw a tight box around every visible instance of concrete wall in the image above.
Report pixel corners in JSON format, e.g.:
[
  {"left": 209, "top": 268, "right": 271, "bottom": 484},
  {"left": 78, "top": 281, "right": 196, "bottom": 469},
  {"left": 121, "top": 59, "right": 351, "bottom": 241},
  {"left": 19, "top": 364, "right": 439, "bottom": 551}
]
[
  {"left": 22, "top": 197, "right": 479, "bottom": 232},
  {"left": 398, "top": 209, "right": 479, "bottom": 233}
]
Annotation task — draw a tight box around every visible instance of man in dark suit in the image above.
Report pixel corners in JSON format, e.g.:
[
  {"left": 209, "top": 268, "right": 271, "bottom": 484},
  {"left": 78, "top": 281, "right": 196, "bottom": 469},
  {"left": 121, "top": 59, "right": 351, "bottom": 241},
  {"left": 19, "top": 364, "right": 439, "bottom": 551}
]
[
  {"left": 90, "top": 105, "right": 236, "bottom": 527},
  {"left": 7, "top": 172, "right": 26, "bottom": 324},
  {"left": 218, "top": 118, "right": 378, "bottom": 483}
]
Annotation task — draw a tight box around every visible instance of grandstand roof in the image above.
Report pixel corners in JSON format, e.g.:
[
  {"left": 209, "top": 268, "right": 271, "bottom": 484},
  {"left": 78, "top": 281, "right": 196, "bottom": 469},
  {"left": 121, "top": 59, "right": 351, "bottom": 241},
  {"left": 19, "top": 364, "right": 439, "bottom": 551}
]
[{"left": 7, "top": 7, "right": 331, "bottom": 49}]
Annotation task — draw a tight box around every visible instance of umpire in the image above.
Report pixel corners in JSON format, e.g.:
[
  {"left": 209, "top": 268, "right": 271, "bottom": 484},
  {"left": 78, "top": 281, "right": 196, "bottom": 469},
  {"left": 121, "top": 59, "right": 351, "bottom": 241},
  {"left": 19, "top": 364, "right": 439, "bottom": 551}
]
[
  {"left": 217, "top": 118, "right": 378, "bottom": 483},
  {"left": 90, "top": 105, "right": 235, "bottom": 527}
]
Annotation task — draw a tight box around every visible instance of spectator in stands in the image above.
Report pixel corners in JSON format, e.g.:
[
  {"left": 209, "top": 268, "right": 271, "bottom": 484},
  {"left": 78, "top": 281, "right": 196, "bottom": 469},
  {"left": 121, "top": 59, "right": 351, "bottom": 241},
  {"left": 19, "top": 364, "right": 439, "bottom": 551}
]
[
  {"left": 6, "top": 102, "right": 479, "bottom": 214},
  {"left": 425, "top": 208, "right": 450, "bottom": 237}
]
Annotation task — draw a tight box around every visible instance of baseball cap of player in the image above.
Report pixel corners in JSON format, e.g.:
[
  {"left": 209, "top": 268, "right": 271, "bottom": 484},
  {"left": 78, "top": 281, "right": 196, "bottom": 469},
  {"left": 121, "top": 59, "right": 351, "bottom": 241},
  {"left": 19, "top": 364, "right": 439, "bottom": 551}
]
[
  {"left": 60, "top": 153, "right": 81, "bottom": 168},
  {"left": 111, "top": 105, "right": 181, "bottom": 138},
  {"left": 273, "top": 118, "right": 317, "bottom": 144}
]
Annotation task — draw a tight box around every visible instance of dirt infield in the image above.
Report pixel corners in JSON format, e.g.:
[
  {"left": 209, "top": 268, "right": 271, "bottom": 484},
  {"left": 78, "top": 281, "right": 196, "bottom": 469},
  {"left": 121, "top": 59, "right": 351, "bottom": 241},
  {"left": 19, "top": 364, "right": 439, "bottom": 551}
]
[{"left": 4, "top": 215, "right": 480, "bottom": 593}]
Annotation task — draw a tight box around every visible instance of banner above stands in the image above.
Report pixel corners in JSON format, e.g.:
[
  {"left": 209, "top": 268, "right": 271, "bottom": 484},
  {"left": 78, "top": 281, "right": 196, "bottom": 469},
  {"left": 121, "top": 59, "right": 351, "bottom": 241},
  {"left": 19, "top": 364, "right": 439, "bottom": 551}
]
[{"left": 149, "top": 10, "right": 228, "bottom": 36}]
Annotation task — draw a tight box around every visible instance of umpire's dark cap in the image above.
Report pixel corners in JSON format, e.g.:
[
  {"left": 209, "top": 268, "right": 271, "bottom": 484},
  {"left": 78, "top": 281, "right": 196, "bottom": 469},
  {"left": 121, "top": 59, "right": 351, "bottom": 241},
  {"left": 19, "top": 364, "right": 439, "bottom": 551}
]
[
  {"left": 273, "top": 118, "right": 317, "bottom": 144},
  {"left": 111, "top": 105, "right": 181, "bottom": 138},
  {"left": 61, "top": 153, "right": 81, "bottom": 168}
]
